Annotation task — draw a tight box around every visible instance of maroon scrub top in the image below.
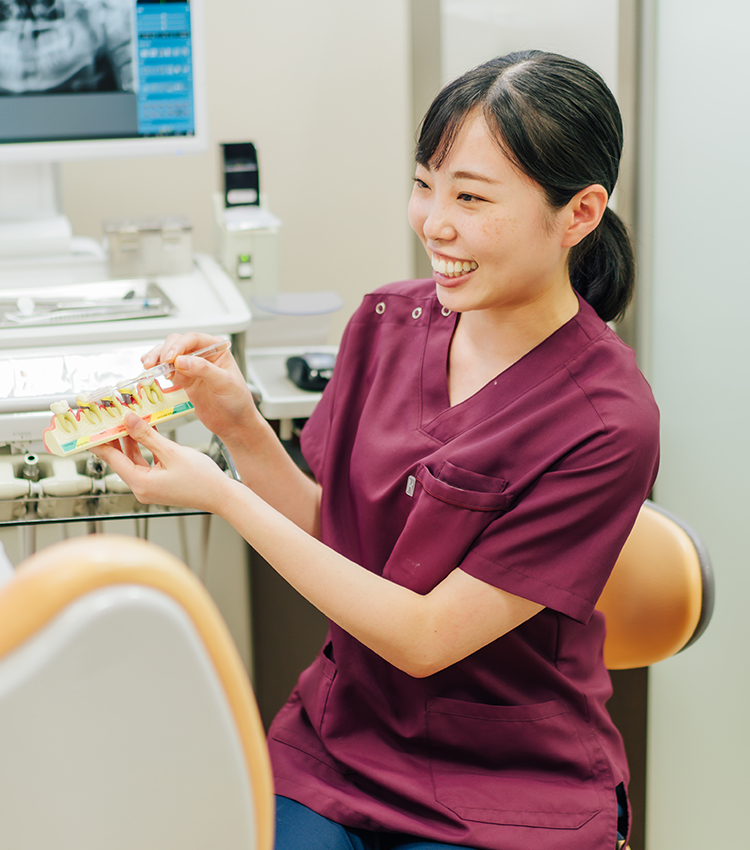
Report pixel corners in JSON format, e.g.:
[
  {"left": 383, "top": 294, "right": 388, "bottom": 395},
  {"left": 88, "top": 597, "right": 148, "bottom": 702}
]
[{"left": 268, "top": 279, "right": 660, "bottom": 850}]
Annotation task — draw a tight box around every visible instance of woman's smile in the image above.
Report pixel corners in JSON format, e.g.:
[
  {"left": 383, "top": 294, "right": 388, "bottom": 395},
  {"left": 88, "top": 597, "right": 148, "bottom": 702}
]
[{"left": 430, "top": 251, "right": 479, "bottom": 279}]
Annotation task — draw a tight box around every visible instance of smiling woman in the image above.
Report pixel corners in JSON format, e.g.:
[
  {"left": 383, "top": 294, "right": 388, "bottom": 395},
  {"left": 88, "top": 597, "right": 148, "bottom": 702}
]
[
  {"left": 92, "top": 50, "right": 658, "bottom": 850},
  {"left": 414, "top": 51, "right": 634, "bottom": 326},
  {"left": 408, "top": 111, "right": 598, "bottom": 383}
]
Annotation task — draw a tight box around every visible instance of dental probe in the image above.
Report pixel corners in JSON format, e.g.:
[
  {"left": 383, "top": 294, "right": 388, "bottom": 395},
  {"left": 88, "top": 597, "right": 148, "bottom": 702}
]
[
  {"left": 81, "top": 339, "right": 231, "bottom": 404},
  {"left": 130, "top": 339, "right": 231, "bottom": 383}
]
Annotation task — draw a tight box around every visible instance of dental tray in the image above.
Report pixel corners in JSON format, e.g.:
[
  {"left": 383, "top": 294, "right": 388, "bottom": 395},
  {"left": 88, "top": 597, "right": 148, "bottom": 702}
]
[{"left": 0, "top": 279, "right": 176, "bottom": 329}]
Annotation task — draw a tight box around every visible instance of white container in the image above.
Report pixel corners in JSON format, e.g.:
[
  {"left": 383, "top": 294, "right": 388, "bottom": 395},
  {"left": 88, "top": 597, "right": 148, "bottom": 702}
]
[{"left": 105, "top": 216, "right": 193, "bottom": 278}]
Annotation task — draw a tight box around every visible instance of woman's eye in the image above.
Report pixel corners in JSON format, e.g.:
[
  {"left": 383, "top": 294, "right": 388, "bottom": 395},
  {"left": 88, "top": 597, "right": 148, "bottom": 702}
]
[
  {"left": 413, "top": 177, "right": 430, "bottom": 190},
  {"left": 458, "top": 192, "right": 482, "bottom": 203}
]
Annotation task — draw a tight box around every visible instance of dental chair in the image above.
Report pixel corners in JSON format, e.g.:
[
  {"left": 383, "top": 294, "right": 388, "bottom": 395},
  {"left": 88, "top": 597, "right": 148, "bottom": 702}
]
[{"left": 0, "top": 534, "right": 274, "bottom": 850}]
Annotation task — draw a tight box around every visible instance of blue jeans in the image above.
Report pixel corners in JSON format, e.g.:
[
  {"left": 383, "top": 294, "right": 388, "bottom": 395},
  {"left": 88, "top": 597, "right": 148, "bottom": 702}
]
[{"left": 274, "top": 796, "right": 477, "bottom": 850}]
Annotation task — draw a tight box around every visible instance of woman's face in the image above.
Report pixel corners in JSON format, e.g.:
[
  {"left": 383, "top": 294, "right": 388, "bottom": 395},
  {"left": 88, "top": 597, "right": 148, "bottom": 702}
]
[{"left": 408, "top": 112, "right": 573, "bottom": 319}]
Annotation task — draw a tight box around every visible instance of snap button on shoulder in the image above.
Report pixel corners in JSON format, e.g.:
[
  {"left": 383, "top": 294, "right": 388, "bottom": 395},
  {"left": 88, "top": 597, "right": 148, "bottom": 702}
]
[
  {"left": 412, "top": 307, "right": 423, "bottom": 319},
  {"left": 375, "top": 302, "right": 386, "bottom": 315},
  {"left": 441, "top": 307, "right": 452, "bottom": 317}
]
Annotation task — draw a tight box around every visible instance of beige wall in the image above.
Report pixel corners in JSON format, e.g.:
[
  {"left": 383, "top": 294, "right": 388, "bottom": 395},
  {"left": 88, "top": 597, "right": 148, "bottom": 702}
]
[{"left": 60, "top": 0, "right": 415, "bottom": 343}]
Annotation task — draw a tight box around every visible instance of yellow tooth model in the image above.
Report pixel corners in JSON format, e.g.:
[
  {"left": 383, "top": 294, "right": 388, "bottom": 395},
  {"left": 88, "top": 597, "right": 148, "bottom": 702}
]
[{"left": 43, "top": 378, "right": 194, "bottom": 457}]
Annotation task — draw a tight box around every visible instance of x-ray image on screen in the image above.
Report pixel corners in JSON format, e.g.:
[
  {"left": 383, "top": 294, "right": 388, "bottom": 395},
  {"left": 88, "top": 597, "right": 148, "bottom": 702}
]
[{"left": 0, "top": 0, "right": 134, "bottom": 95}]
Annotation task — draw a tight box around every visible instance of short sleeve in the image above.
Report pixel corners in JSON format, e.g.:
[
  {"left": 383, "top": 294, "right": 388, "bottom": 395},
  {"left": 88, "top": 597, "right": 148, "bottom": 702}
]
[{"left": 460, "top": 412, "right": 659, "bottom": 624}]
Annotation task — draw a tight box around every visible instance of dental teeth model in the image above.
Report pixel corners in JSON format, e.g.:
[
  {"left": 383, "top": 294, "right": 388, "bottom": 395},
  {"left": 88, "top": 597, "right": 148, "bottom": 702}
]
[
  {"left": 42, "top": 341, "right": 229, "bottom": 457},
  {"left": 43, "top": 378, "right": 194, "bottom": 457}
]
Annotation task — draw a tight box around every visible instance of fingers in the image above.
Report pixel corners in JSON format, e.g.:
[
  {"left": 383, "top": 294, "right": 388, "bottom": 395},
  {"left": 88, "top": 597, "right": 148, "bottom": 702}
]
[
  {"left": 122, "top": 411, "right": 168, "bottom": 455},
  {"left": 173, "top": 349, "right": 232, "bottom": 382},
  {"left": 173, "top": 347, "right": 249, "bottom": 405},
  {"left": 89, "top": 440, "right": 121, "bottom": 464},
  {"left": 88, "top": 417, "right": 228, "bottom": 513},
  {"left": 88, "top": 416, "right": 169, "bottom": 505},
  {"left": 141, "top": 332, "right": 226, "bottom": 370},
  {"left": 89, "top": 437, "right": 135, "bottom": 483},
  {"left": 121, "top": 432, "right": 150, "bottom": 466},
  {"left": 92, "top": 415, "right": 165, "bottom": 470}
]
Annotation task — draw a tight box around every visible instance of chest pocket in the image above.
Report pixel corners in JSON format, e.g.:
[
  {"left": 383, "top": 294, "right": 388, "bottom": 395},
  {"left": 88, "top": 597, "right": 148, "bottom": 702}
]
[{"left": 382, "top": 461, "right": 512, "bottom": 594}]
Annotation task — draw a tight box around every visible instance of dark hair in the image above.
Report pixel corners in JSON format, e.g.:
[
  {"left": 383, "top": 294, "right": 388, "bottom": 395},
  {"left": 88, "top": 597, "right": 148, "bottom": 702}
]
[{"left": 416, "top": 51, "right": 634, "bottom": 323}]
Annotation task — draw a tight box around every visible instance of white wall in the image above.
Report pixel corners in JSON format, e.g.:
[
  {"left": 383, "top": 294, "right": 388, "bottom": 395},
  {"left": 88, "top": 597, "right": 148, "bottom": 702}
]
[
  {"left": 646, "top": 1, "right": 750, "bottom": 846},
  {"left": 440, "top": 0, "right": 619, "bottom": 91},
  {"left": 60, "top": 0, "right": 414, "bottom": 342}
]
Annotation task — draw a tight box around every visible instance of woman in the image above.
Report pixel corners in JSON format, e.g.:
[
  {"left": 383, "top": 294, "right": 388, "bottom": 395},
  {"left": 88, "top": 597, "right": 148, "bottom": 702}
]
[{"left": 94, "top": 51, "right": 659, "bottom": 850}]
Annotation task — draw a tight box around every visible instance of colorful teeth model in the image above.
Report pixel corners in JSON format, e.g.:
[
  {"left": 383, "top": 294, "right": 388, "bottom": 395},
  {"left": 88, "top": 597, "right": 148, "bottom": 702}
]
[{"left": 43, "top": 379, "right": 194, "bottom": 457}]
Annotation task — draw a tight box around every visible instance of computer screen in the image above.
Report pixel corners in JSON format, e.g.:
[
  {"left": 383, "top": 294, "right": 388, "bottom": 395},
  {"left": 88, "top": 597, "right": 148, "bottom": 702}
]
[
  {"left": 0, "top": 0, "right": 206, "bottom": 160},
  {"left": 0, "top": 0, "right": 207, "bottom": 254}
]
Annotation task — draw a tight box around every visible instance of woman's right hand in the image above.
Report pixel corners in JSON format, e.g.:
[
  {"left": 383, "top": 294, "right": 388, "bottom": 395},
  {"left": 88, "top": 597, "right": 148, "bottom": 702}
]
[{"left": 141, "top": 332, "right": 259, "bottom": 443}]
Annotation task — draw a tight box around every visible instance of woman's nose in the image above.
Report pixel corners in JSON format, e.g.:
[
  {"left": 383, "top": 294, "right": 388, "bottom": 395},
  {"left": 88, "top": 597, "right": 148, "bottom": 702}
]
[{"left": 421, "top": 200, "right": 456, "bottom": 243}]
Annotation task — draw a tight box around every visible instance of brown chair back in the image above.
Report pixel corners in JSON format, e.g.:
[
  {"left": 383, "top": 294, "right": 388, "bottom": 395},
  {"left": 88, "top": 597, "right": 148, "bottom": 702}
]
[{"left": 598, "top": 501, "right": 714, "bottom": 669}]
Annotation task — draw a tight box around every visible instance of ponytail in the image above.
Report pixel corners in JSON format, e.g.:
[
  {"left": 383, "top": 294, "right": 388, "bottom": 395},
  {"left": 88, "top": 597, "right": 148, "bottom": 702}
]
[{"left": 569, "top": 207, "right": 634, "bottom": 324}]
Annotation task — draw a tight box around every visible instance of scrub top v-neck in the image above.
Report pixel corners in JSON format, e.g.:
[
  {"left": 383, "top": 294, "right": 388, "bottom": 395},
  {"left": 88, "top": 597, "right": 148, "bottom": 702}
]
[{"left": 267, "top": 278, "right": 660, "bottom": 850}]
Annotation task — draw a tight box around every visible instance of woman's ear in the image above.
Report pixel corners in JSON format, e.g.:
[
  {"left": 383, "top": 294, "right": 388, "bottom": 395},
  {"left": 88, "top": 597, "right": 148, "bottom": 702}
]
[{"left": 560, "top": 184, "right": 609, "bottom": 248}]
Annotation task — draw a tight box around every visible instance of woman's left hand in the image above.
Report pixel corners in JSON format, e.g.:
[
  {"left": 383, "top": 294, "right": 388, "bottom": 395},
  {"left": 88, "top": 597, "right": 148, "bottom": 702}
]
[{"left": 91, "top": 412, "right": 232, "bottom": 513}]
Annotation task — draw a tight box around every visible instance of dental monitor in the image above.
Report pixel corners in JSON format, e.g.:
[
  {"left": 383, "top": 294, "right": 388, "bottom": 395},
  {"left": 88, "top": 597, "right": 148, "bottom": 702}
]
[{"left": 0, "top": 0, "right": 207, "bottom": 257}]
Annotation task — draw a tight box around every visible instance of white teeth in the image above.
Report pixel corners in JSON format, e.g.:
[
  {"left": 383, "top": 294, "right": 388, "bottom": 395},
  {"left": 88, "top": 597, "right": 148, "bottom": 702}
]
[{"left": 431, "top": 255, "right": 478, "bottom": 277}]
